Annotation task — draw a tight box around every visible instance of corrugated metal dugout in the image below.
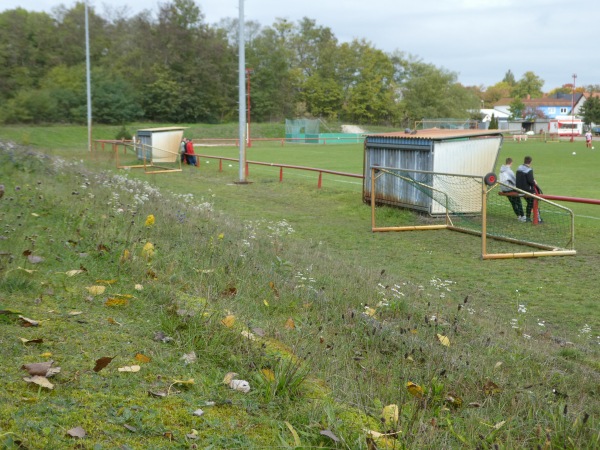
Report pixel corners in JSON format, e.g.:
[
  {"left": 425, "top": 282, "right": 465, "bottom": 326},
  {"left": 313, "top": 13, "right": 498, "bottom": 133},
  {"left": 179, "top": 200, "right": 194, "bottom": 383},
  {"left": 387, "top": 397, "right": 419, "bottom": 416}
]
[
  {"left": 136, "top": 127, "right": 186, "bottom": 163},
  {"left": 363, "top": 129, "right": 504, "bottom": 214}
]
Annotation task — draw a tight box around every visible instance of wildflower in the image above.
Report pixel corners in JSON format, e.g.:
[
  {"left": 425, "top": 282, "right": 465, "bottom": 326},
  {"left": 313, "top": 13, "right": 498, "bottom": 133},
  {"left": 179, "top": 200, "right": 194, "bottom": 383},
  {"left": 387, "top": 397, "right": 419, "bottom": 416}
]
[
  {"left": 145, "top": 214, "right": 155, "bottom": 227},
  {"left": 517, "top": 304, "right": 527, "bottom": 314}
]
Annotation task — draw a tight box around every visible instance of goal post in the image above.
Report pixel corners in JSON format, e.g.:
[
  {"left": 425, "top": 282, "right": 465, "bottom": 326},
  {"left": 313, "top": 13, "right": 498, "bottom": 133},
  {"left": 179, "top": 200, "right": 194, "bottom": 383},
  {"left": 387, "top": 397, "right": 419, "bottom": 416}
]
[{"left": 369, "top": 167, "right": 576, "bottom": 259}]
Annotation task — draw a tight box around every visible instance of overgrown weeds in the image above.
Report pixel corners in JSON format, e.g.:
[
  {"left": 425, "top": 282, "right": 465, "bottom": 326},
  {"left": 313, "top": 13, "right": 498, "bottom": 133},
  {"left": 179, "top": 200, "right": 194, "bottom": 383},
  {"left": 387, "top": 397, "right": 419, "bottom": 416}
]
[{"left": 0, "top": 141, "right": 599, "bottom": 449}]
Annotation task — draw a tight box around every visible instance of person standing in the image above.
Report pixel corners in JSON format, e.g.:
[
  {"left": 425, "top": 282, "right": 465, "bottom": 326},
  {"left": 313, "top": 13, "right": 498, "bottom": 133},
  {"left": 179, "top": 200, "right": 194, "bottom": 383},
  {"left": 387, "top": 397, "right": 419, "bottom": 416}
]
[
  {"left": 516, "top": 156, "right": 539, "bottom": 223},
  {"left": 499, "top": 157, "right": 525, "bottom": 222},
  {"left": 185, "top": 138, "right": 197, "bottom": 166},
  {"left": 585, "top": 130, "right": 593, "bottom": 148}
]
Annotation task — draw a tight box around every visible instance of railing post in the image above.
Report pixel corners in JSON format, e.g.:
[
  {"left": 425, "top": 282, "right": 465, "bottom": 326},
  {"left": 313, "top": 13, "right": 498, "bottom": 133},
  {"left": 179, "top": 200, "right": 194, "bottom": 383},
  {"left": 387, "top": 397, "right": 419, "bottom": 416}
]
[
  {"left": 279, "top": 167, "right": 283, "bottom": 182},
  {"left": 245, "top": 162, "right": 249, "bottom": 177},
  {"left": 318, "top": 171, "right": 322, "bottom": 188},
  {"left": 219, "top": 159, "right": 223, "bottom": 172}
]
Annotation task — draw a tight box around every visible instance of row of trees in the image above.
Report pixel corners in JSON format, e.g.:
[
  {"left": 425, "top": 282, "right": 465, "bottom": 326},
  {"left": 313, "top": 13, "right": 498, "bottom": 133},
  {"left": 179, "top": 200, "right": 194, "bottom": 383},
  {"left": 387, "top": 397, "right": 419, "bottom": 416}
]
[{"left": 0, "top": 1, "right": 589, "bottom": 127}]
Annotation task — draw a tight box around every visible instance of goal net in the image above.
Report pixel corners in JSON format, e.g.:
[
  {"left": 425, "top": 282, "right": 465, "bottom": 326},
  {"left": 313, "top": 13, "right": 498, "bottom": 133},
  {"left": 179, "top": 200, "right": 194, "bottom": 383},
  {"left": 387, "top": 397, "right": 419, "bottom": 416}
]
[{"left": 369, "top": 167, "right": 576, "bottom": 259}]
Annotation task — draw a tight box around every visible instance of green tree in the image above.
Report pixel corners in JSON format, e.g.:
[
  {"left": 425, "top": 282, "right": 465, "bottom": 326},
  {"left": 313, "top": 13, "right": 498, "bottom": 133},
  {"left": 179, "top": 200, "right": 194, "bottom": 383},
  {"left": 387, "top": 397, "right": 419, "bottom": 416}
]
[
  {"left": 511, "top": 71, "right": 544, "bottom": 99},
  {"left": 502, "top": 69, "right": 516, "bottom": 86},
  {"left": 509, "top": 97, "right": 526, "bottom": 119},
  {"left": 488, "top": 113, "right": 498, "bottom": 129},
  {"left": 580, "top": 97, "right": 600, "bottom": 126}
]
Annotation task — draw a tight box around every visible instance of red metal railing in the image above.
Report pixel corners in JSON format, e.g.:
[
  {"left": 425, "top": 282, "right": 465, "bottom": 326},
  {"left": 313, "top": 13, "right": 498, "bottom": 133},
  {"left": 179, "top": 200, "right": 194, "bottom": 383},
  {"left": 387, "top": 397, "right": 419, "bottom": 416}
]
[{"left": 195, "top": 154, "right": 363, "bottom": 188}]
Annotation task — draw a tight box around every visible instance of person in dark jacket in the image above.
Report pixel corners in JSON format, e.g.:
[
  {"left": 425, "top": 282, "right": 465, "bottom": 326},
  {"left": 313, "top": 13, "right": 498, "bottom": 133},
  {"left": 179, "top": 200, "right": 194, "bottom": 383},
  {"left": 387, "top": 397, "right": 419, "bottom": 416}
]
[{"left": 516, "top": 156, "right": 538, "bottom": 222}]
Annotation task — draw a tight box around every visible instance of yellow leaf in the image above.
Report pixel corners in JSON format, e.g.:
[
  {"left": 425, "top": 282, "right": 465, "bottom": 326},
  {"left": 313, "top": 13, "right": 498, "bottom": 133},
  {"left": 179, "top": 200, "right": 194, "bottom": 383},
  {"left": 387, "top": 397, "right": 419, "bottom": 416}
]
[
  {"left": 145, "top": 214, "right": 155, "bottom": 227},
  {"left": 68, "top": 311, "right": 83, "bottom": 316},
  {"left": 105, "top": 298, "right": 129, "bottom": 307},
  {"left": 285, "top": 421, "right": 302, "bottom": 447},
  {"left": 221, "top": 315, "right": 235, "bottom": 328},
  {"left": 86, "top": 285, "right": 106, "bottom": 295},
  {"left": 135, "top": 353, "right": 151, "bottom": 363},
  {"left": 96, "top": 279, "right": 117, "bottom": 284},
  {"left": 141, "top": 242, "right": 154, "bottom": 259},
  {"left": 410, "top": 329, "right": 418, "bottom": 334},
  {"left": 23, "top": 375, "right": 54, "bottom": 389},
  {"left": 406, "top": 381, "right": 424, "bottom": 398},
  {"left": 381, "top": 404, "right": 399, "bottom": 425},
  {"left": 263, "top": 299, "right": 269, "bottom": 307},
  {"left": 445, "top": 394, "right": 463, "bottom": 408},
  {"left": 31, "top": 213, "right": 40, "bottom": 217},
  {"left": 261, "top": 368, "right": 275, "bottom": 381},
  {"left": 120, "top": 249, "right": 131, "bottom": 264},
  {"left": 364, "top": 307, "right": 376, "bottom": 317},
  {"left": 107, "top": 317, "right": 122, "bottom": 326},
  {"left": 284, "top": 318, "right": 296, "bottom": 329},
  {"left": 222, "top": 372, "right": 238, "bottom": 384},
  {"left": 437, "top": 334, "right": 450, "bottom": 347},
  {"left": 217, "top": 233, "right": 224, "bottom": 239},
  {"left": 41, "top": 352, "right": 52, "bottom": 358},
  {"left": 118, "top": 365, "right": 141, "bottom": 372},
  {"left": 483, "top": 380, "right": 502, "bottom": 396},
  {"left": 172, "top": 378, "right": 194, "bottom": 385},
  {"left": 113, "top": 293, "right": 133, "bottom": 299},
  {"left": 65, "top": 269, "right": 84, "bottom": 277}
]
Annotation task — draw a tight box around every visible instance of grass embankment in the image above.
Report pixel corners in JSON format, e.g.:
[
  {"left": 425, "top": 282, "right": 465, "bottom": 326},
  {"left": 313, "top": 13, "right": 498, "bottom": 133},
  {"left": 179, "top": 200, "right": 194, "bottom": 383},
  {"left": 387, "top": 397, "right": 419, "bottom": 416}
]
[{"left": 0, "top": 125, "right": 599, "bottom": 448}]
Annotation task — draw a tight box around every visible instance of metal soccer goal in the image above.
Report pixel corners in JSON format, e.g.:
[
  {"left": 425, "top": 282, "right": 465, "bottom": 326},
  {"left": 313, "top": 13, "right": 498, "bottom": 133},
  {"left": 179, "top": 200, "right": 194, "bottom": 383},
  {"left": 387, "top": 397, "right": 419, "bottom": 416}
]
[{"left": 368, "top": 167, "right": 576, "bottom": 259}]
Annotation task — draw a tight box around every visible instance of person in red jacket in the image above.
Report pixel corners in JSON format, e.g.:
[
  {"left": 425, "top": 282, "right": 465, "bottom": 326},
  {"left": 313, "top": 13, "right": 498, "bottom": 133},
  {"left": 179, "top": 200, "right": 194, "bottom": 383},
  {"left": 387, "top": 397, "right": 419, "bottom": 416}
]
[{"left": 184, "top": 138, "right": 197, "bottom": 166}]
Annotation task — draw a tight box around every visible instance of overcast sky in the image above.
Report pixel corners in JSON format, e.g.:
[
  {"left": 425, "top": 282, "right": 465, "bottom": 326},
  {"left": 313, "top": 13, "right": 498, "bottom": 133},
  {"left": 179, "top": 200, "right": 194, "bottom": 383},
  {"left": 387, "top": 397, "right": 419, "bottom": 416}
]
[{"left": 2, "top": 0, "right": 598, "bottom": 92}]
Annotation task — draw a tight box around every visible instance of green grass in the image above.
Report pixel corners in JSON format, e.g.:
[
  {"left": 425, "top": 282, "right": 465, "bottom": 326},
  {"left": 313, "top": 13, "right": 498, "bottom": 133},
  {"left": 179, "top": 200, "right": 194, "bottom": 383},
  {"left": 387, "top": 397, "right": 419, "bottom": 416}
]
[{"left": 0, "top": 125, "right": 599, "bottom": 449}]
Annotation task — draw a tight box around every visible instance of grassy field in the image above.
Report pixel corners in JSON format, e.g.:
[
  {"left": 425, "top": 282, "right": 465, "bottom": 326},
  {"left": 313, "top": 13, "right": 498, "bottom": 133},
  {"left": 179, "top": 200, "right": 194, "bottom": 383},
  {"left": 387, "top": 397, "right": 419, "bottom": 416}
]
[{"left": 0, "top": 124, "right": 599, "bottom": 449}]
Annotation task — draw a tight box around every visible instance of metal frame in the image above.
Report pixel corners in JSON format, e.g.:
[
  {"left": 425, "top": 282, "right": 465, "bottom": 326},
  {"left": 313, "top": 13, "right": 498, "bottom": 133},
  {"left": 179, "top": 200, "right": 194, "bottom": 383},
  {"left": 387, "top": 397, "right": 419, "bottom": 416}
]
[{"left": 370, "top": 167, "right": 576, "bottom": 259}]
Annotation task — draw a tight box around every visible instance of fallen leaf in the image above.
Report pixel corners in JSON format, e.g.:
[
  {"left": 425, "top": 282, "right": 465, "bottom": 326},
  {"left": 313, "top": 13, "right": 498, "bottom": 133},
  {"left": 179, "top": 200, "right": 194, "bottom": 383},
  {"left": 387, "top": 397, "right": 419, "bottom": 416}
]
[
  {"left": 221, "top": 315, "right": 235, "bottom": 328},
  {"left": 173, "top": 378, "right": 194, "bottom": 385},
  {"left": 67, "top": 426, "right": 86, "bottom": 438},
  {"left": 97, "top": 243, "right": 110, "bottom": 252},
  {"left": 241, "top": 330, "right": 256, "bottom": 340},
  {"left": 23, "top": 375, "right": 54, "bottom": 389},
  {"left": 20, "top": 338, "right": 43, "bottom": 345},
  {"left": 105, "top": 298, "right": 129, "bottom": 307},
  {"left": 437, "top": 334, "right": 450, "bottom": 347},
  {"left": 192, "top": 409, "right": 204, "bottom": 417},
  {"left": 148, "top": 390, "right": 168, "bottom": 398},
  {"left": 364, "top": 306, "right": 376, "bottom": 317},
  {"left": 96, "top": 279, "right": 117, "bottom": 285},
  {"left": 17, "top": 267, "right": 36, "bottom": 274},
  {"left": 269, "top": 281, "right": 280, "bottom": 298},
  {"left": 153, "top": 331, "right": 173, "bottom": 343},
  {"left": 263, "top": 299, "right": 269, "bottom": 307},
  {"left": 468, "top": 402, "right": 482, "bottom": 408},
  {"left": 494, "top": 420, "right": 506, "bottom": 430},
  {"left": 320, "top": 429, "right": 340, "bottom": 442},
  {"left": 163, "top": 431, "right": 174, "bottom": 440},
  {"left": 180, "top": 352, "right": 197, "bottom": 364},
  {"left": 252, "top": 327, "right": 266, "bottom": 337},
  {"left": 120, "top": 249, "right": 131, "bottom": 264},
  {"left": 186, "top": 429, "right": 199, "bottom": 439},
  {"left": 445, "top": 394, "right": 463, "bottom": 408},
  {"left": 118, "top": 365, "right": 141, "bottom": 372},
  {"left": 221, "top": 286, "right": 237, "bottom": 297},
  {"left": 223, "top": 372, "right": 238, "bottom": 385},
  {"left": 261, "top": 368, "right": 275, "bottom": 382},
  {"left": 134, "top": 284, "right": 143, "bottom": 291},
  {"left": 483, "top": 380, "right": 502, "bottom": 396},
  {"left": 135, "top": 353, "right": 151, "bottom": 363},
  {"left": 22, "top": 361, "right": 54, "bottom": 376},
  {"left": 93, "top": 356, "right": 114, "bottom": 372},
  {"left": 285, "top": 421, "right": 301, "bottom": 447},
  {"left": 284, "top": 318, "right": 296, "bottom": 329},
  {"left": 18, "top": 315, "right": 39, "bottom": 327},
  {"left": 406, "top": 381, "right": 424, "bottom": 398},
  {"left": 123, "top": 424, "right": 137, "bottom": 433},
  {"left": 31, "top": 213, "right": 40, "bottom": 217},
  {"left": 107, "top": 317, "right": 122, "bottom": 326},
  {"left": 65, "top": 270, "right": 84, "bottom": 277},
  {"left": 381, "top": 404, "right": 399, "bottom": 425},
  {"left": 68, "top": 311, "right": 83, "bottom": 316},
  {"left": 27, "top": 255, "right": 44, "bottom": 264},
  {"left": 41, "top": 352, "right": 52, "bottom": 358},
  {"left": 86, "top": 285, "right": 106, "bottom": 295}
]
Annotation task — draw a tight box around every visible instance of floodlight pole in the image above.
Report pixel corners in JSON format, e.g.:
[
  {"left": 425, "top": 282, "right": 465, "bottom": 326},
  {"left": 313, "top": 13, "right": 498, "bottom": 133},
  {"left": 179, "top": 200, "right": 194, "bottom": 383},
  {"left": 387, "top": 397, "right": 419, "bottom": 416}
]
[
  {"left": 571, "top": 73, "right": 577, "bottom": 143},
  {"left": 85, "top": 0, "right": 92, "bottom": 152},
  {"left": 237, "top": 0, "right": 248, "bottom": 182},
  {"left": 246, "top": 68, "right": 253, "bottom": 148}
]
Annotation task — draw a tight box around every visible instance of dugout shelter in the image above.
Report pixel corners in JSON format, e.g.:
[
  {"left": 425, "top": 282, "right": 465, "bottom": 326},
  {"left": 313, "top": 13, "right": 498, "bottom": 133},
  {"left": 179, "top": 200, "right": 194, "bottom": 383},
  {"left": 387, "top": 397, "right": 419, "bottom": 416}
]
[{"left": 363, "top": 128, "right": 504, "bottom": 214}]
